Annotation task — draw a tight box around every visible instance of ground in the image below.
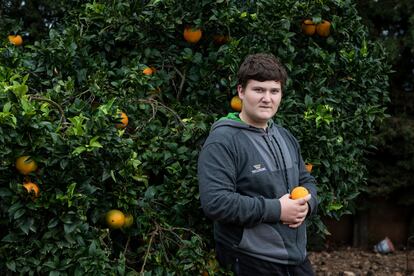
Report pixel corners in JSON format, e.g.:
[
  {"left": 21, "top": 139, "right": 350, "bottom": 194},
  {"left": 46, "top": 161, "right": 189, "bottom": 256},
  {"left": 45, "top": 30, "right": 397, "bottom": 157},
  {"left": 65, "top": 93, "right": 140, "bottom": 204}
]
[{"left": 309, "top": 247, "right": 414, "bottom": 275}]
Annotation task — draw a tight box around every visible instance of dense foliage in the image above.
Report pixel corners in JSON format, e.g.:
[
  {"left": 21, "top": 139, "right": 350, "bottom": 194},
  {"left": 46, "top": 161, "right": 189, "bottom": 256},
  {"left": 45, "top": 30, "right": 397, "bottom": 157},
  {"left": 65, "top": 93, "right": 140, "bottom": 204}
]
[
  {"left": 356, "top": 0, "right": 414, "bottom": 206},
  {"left": 1, "top": 0, "right": 390, "bottom": 274}
]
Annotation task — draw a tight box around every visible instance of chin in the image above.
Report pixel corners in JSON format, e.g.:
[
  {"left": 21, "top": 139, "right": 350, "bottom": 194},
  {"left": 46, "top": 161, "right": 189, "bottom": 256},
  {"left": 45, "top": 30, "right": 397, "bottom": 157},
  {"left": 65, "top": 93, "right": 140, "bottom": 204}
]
[{"left": 258, "top": 112, "right": 276, "bottom": 120}]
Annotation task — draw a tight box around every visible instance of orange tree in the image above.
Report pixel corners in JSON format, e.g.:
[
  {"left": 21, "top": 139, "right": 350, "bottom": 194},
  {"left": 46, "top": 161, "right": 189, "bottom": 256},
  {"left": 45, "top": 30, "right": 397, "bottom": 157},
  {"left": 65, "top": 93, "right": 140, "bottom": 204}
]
[{"left": 0, "top": 0, "right": 390, "bottom": 274}]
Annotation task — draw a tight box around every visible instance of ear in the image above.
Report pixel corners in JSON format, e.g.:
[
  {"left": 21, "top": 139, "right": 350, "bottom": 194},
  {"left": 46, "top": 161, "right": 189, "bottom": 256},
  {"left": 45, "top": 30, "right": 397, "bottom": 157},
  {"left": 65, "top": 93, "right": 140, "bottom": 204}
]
[{"left": 237, "top": 85, "right": 244, "bottom": 100}]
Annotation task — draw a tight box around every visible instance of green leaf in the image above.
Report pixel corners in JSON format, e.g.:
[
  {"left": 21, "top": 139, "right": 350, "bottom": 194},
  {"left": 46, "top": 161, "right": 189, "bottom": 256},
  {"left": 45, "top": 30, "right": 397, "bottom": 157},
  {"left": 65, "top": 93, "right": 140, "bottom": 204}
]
[
  {"left": 8, "top": 202, "right": 24, "bottom": 217},
  {"left": 14, "top": 208, "right": 26, "bottom": 219},
  {"left": 89, "top": 136, "right": 103, "bottom": 148},
  {"left": 0, "top": 188, "right": 12, "bottom": 197},
  {"left": 64, "top": 223, "right": 77, "bottom": 234},
  {"left": 48, "top": 218, "right": 59, "bottom": 229},
  {"left": 2, "top": 233, "right": 19, "bottom": 243},
  {"left": 19, "top": 217, "right": 34, "bottom": 235},
  {"left": 327, "top": 202, "right": 343, "bottom": 211},
  {"left": 6, "top": 260, "right": 16, "bottom": 272},
  {"left": 72, "top": 146, "right": 86, "bottom": 155},
  {"left": 88, "top": 240, "right": 97, "bottom": 255}
]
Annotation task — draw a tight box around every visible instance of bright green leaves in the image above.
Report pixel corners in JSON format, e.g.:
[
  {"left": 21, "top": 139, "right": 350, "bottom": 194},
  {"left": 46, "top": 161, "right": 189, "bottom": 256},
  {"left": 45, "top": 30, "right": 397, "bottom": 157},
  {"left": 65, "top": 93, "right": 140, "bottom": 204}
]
[
  {"left": 72, "top": 136, "right": 103, "bottom": 156},
  {"left": 67, "top": 114, "right": 88, "bottom": 136},
  {"left": 0, "top": 0, "right": 393, "bottom": 274},
  {"left": 304, "top": 104, "right": 335, "bottom": 127},
  {"left": 0, "top": 102, "right": 17, "bottom": 127}
]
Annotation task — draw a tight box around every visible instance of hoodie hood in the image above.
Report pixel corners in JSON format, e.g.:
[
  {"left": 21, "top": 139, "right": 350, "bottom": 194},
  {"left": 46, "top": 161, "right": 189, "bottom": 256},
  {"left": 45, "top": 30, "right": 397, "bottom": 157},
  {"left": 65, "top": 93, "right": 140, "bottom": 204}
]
[{"left": 211, "top": 112, "right": 274, "bottom": 132}]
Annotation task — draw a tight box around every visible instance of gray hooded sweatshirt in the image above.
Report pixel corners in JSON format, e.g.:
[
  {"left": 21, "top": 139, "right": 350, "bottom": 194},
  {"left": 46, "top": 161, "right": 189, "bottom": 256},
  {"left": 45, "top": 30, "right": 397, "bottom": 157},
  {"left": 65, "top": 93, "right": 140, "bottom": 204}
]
[{"left": 198, "top": 113, "right": 318, "bottom": 265}]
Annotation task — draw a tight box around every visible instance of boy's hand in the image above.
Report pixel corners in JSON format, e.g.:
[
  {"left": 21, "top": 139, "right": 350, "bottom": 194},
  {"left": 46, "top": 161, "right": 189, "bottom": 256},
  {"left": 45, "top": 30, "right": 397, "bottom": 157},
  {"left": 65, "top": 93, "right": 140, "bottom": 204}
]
[{"left": 279, "top": 193, "right": 311, "bottom": 228}]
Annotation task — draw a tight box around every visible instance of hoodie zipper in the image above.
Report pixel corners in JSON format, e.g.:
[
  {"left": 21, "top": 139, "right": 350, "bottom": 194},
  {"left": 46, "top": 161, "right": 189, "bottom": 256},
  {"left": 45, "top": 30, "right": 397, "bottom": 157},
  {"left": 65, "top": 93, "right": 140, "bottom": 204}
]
[
  {"left": 262, "top": 132, "right": 290, "bottom": 193},
  {"left": 272, "top": 134, "right": 290, "bottom": 193}
]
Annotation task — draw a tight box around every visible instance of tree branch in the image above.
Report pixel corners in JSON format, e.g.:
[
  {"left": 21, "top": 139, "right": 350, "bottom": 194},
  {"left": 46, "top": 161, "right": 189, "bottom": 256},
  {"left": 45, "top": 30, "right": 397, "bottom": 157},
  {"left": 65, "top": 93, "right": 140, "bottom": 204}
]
[{"left": 28, "top": 95, "right": 67, "bottom": 125}]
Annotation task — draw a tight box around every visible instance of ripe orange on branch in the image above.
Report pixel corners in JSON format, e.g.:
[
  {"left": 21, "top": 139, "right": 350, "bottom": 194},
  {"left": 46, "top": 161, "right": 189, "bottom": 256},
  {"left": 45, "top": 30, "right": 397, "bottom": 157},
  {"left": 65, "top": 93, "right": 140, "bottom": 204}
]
[
  {"left": 230, "top": 95, "right": 242, "bottom": 112},
  {"left": 305, "top": 163, "right": 313, "bottom": 173},
  {"left": 143, "top": 67, "right": 154, "bottom": 75},
  {"left": 8, "top": 34, "right": 23, "bottom": 46},
  {"left": 115, "top": 112, "right": 129, "bottom": 129},
  {"left": 16, "top": 156, "right": 38, "bottom": 175},
  {"left": 123, "top": 214, "right": 134, "bottom": 228},
  {"left": 290, "top": 186, "right": 309, "bottom": 200},
  {"left": 105, "top": 209, "right": 126, "bottom": 229},
  {"left": 183, "top": 27, "right": 202, "bottom": 43},
  {"left": 213, "top": 34, "right": 230, "bottom": 45},
  {"left": 23, "top": 182, "right": 40, "bottom": 198},
  {"left": 301, "top": 19, "right": 316, "bottom": 36},
  {"left": 316, "top": 20, "right": 331, "bottom": 37}
]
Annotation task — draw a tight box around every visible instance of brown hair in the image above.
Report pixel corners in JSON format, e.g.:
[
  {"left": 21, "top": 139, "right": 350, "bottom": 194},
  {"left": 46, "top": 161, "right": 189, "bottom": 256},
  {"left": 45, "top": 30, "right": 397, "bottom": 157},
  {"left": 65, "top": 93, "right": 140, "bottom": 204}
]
[{"left": 237, "top": 53, "right": 288, "bottom": 89}]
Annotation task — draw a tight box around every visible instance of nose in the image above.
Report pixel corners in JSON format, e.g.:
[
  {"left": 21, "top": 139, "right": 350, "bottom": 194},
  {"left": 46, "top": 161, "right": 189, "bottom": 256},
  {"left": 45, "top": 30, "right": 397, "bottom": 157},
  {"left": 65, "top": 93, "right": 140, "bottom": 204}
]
[{"left": 261, "top": 91, "right": 271, "bottom": 102}]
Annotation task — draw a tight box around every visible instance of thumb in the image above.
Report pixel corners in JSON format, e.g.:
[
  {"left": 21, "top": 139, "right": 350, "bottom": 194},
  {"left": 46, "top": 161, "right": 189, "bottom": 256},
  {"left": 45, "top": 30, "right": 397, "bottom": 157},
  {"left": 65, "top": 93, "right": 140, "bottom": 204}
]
[
  {"left": 280, "top": 193, "right": 291, "bottom": 200},
  {"left": 297, "top": 194, "right": 311, "bottom": 204}
]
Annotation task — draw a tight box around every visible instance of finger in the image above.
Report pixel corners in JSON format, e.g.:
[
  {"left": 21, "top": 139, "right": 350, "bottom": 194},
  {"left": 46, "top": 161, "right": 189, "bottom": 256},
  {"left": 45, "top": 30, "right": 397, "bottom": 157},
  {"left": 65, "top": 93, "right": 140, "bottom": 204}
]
[
  {"left": 296, "top": 194, "right": 311, "bottom": 204},
  {"left": 304, "top": 194, "right": 311, "bottom": 201},
  {"left": 288, "top": 222, "right": 302, "bottom": 228}
]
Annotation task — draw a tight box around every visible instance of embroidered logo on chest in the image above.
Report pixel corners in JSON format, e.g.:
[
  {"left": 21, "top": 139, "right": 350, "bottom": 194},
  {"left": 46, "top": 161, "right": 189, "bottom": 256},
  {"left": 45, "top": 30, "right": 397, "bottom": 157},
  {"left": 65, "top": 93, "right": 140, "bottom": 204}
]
[{"left": 251, "top": 164, "right": 267, "bottom": 174}]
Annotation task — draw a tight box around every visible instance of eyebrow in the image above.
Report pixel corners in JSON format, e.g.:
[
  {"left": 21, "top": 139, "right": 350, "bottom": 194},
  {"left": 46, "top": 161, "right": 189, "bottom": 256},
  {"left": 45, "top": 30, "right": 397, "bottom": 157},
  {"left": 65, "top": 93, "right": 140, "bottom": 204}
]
[{"left": 252, "top": 86, "right": 281, "bottom": 91}]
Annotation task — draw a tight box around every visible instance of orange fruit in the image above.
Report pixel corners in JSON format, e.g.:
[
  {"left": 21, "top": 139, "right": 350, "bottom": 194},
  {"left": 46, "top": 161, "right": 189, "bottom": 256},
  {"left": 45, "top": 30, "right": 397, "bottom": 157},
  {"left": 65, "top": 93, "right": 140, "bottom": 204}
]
[
  {"left": 23, "top": 182, "right": 40, "bottom": 198},
  {"left": 143, "top": 67, "right": 154, "bottom": 75},
  {"left": 105, "top": 209, "right": 125, "bottom": 229},
  {"left": 16, "top": 156, "right": 38, "bottom": 175},
  {"left": 8, "top": 34, "right": 23, "bottom": 46},
  {"left": 305, "top": 163, "right": 313, "bottom": 173},
  {"left": 316, "top": 20, "right": 331, "bottom": 37},
  {"left": 115, "top": 112, "right": 128, "bottom": 129},
  {"left": 213, "top": 34, "right": 230, "bottom": 45},
  {"left": 123, "top": 214, "right": 134, "bottom": 228},
  {"left": 230, "top": 95, "right": 242, "bottom": 112},
  {"left": 183, "top": 27, "right": 202, "bottom": 44},
  {"left": 290, "top": 186, "right": 309, "bottom": 200},
  {"left": 301, "top": 19, "right": 316, "bottom": 36}
]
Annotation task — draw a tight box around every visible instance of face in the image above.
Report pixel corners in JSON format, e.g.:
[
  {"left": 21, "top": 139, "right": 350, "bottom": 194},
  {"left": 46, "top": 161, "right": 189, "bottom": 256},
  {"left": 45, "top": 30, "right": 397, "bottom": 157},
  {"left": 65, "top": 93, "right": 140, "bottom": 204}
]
[{"left": 237, "top": 79, "right": 282, "bottom": 129}]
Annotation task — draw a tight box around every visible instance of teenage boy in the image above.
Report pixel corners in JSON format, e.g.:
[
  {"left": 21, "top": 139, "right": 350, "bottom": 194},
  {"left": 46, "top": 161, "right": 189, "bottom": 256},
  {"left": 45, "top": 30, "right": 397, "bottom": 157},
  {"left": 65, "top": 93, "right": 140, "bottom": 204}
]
[{"left": 198, "top": 53, "right": 318, "bottom": 275}]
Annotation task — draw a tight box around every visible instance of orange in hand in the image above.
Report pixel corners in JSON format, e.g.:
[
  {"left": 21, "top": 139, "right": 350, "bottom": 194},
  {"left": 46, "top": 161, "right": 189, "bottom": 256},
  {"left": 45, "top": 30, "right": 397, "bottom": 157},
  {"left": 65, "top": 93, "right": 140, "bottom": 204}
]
[{"left": 290, "top": 186, "right": 309, "bottom": 200}]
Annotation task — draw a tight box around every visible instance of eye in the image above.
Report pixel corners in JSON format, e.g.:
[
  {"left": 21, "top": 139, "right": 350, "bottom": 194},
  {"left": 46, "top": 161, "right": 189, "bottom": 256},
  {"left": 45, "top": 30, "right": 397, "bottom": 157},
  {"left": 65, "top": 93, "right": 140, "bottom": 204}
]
[
  {"left": 271, "top": 89, "right": 281, "bottom": 94},
  {"left": 254, "top": 88, "right": 264, "bottom": 93}
]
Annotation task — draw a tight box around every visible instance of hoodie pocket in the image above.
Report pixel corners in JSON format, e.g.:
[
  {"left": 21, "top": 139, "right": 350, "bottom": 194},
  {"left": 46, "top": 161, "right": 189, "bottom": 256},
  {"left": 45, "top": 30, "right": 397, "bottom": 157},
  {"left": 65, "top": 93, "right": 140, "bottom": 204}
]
[{"left": 236, "top": 223, "right": 289, "bottom": 261}]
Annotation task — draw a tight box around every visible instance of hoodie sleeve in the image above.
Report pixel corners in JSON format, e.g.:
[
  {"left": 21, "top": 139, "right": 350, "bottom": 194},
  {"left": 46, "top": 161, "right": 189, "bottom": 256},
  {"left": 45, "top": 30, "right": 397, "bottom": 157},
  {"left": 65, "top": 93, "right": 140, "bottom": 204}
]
[
  {"left": 299, "top": 158, "right": 318, "bottom": 216},
  {"left": 294, "top": 139, "right": 318, "bottom": 216},
  {"left": 198, "top": 142, "right": 281, "bottom": 227},
  {"left": 280, "top": 127, "right": 318, "bottom": 216}
]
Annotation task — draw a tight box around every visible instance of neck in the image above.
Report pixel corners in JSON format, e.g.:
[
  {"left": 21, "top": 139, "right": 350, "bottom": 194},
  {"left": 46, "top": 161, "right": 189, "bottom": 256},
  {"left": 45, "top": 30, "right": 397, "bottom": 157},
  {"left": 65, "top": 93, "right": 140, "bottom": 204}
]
[{"left": 239, "top": 112, "right": 268, "bottom": 130}]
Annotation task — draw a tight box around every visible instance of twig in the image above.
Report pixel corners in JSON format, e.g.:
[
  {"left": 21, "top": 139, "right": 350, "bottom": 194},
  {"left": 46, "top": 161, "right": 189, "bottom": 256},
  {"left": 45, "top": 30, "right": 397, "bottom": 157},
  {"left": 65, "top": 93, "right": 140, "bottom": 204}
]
[
  {"left": 173, "top": 66, "right": 187, "bottom": 101},
  {"left": 137, "top": 98, "right": 184, "bottom": 127},
  {"left": 123, "top": 235, "right": 131, "bottom": 256},
  {"left": 163, "top": 60, "right": 187, "bottom": 100},
  {"left": 28, "top": 95, "right": 67, "bottom": 125},
  {"left": 140, "top": 224, "right": 159, "bottom": 274}
]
